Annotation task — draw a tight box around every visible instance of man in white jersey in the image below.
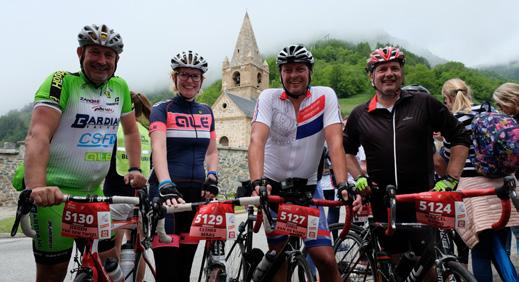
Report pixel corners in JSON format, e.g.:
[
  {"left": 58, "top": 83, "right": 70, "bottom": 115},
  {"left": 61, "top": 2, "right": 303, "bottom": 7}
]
[
  {"left": 24, "top": 24, "right": 146, "bottom": 282},
  {"left": 248, "top": 44, "right": 360, "bottom": 282}
]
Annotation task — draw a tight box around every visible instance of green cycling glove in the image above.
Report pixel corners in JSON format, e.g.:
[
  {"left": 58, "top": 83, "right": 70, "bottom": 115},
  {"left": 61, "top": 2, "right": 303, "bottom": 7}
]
[
  {"left": 433, "top": 175, "right": 459, "bottom": 192},
  {"left": 354, "top": 176, "right": 369, "bottom": 192}
]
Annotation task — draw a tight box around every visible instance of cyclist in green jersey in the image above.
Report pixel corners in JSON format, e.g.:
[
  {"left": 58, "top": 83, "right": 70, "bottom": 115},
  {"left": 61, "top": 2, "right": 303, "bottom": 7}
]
[{"left": 24, "top": 24, "right": 146, "bottom": 282}]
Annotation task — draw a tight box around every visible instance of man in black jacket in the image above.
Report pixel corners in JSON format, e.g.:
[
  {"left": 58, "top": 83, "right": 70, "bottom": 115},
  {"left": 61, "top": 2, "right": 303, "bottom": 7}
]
[{"left": 344, "top": 46, "right": 470, "bottom": 256}]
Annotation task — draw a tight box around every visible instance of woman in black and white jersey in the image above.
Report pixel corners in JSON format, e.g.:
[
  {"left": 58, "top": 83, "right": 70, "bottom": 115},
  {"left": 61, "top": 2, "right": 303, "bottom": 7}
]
[{"left": 437, "top": 78, "right": 514, "bottom": 281}]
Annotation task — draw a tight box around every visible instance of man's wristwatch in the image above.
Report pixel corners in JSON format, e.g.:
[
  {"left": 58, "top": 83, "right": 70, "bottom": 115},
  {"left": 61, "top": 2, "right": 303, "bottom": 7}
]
[{"left": 128, "top": 167, "right": 142, "bottom": 173}]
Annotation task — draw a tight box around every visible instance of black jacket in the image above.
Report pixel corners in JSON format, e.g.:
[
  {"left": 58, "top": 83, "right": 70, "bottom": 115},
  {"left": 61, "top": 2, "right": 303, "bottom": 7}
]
[{"left": 344, "top": 90, "right": 470, "bottom": 193}]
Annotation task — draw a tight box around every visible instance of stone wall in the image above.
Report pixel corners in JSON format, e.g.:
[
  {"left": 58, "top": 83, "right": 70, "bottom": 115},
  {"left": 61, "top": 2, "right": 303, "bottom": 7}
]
[
  {"left": 217, "top": 146, "right": 249, "bottom": 197},
  {"left": 0, "top": 142, "right": 23, "bottom": 206},
  {"left": 0, "top": 143, "right": 250, "bottom": 204}
]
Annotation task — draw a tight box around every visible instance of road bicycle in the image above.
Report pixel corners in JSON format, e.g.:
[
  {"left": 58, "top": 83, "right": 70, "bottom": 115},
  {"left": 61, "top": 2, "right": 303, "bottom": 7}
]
[
  {"left": 334, "top": 176, "right": 519, "bottom": 282},
  {"left": 11, "top": 189, "right": 156, "bottom": 282}
]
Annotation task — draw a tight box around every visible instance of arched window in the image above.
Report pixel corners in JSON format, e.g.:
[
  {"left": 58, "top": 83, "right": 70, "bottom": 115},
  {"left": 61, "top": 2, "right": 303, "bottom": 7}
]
[
  {"left": 257, "top": 72, "right": 262, "bottom": 86},
  {"left": 219, "top": 136, "right": 229, "bottom": 146},
  {"left": 233, "top": 72, "right": 241, "bottom": 86}
]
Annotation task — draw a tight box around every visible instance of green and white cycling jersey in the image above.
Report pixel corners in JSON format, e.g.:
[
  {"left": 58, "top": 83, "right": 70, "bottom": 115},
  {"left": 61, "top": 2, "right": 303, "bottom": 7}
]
[{"left": 34, "top": 71, "right": 133, "bottom": 192}]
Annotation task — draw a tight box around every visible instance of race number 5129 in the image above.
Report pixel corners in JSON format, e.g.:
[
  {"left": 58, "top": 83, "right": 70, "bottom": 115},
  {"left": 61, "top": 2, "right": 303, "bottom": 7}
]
[{"left": 193, "top": 214, "right": 224, "bottom": 226}]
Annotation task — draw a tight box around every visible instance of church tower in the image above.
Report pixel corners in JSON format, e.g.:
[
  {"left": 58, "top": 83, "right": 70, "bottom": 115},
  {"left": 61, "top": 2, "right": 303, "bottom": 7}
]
[
  {"left": 221, "top": 12, "right": 269, "bottom": 100},
  {"left": 212, "top": 13, "right": 269, "bottom": 149}
]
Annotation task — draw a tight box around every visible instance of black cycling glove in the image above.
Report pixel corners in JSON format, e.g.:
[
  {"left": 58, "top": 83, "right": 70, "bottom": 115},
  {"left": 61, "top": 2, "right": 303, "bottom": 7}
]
[
  {"left": 203, "top": 177, "right": 219, "bottom": 196},
  {"left": 159, "top": 180, "right": 183, "bottom": 199}
]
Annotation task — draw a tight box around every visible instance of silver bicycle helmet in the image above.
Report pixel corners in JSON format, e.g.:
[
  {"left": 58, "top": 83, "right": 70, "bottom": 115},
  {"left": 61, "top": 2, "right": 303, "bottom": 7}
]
[
  {"left": 171, "top": 51, "right": 208, "bottom": 73},
  {"left": 276, "top": 44, "right": 315, "bottom": 67},
  {"left": 78, "top": 24, "right": 124, "bottom": 54}
]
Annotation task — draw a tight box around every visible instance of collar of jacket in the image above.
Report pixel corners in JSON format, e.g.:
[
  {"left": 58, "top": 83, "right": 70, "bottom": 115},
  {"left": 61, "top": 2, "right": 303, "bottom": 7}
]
[{"left": 367, "top": 90, "right": 413, "bottom": 113}]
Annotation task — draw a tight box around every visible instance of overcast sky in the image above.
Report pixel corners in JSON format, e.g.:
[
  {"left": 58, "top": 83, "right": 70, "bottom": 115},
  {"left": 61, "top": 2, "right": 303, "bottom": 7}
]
[{"left": 1, "top": 0, "right": 517, "bottom": 115}]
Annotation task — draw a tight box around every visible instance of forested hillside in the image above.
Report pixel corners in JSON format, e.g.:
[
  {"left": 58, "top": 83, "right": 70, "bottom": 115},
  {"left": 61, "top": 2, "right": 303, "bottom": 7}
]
[
  {"left": 482, "top": 61, "right": 519, "bottom": 81},
  {"left": 197, "top": 39, "right": 509, "bottom": 105},
  {"left": 0, "top": 39, "right": 511, "bottom": 143}
]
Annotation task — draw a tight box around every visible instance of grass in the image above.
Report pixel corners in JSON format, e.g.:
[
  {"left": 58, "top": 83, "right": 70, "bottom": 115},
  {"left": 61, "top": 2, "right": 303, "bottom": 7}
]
[
  {"left": 0, "top": 216, "right": 16, "bottom": 234},
  {"left": 339, "top": 93, "right": 372, "bottom": 117}
]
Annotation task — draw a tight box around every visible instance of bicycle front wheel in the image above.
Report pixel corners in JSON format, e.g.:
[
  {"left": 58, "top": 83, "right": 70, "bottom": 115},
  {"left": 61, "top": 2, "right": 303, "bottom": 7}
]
[
  {"left": 225, "top": 240, "right": 246, "bottom": 282},
  {"left": 286, "top": 254, "right": 315, "bottom": 282},
  {"left": 334, "top": 231, "right": 376, "bottom": 281},
  {"left": 206, "top": 266, "right": 226, "bottom": 282},
  {"left": 439, "top": 261, "right": 477, "bottom": 282}
]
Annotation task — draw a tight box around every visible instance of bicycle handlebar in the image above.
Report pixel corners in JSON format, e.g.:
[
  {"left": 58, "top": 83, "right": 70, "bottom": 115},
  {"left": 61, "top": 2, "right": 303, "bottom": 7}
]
[
  {"left": 156, "top": 188, "right": 351, "bottom": 241},
  {"left": 12, "top": 190, "right": 142, "bottom": 238},
  {"left": 385, "top": 176, "right": 518, "bottom": 236}
]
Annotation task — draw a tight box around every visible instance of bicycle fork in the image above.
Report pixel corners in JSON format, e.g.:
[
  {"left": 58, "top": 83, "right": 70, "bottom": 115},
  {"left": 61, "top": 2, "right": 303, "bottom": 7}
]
[{"left": 401, "top": 252, "right": 435, "bottom": 282}]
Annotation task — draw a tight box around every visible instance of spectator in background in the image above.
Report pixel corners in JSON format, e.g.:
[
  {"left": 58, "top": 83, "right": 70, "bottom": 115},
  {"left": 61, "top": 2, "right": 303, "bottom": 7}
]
[
  {"left": 435, "top": 78, "right": 480, "bottom": 269},
  {"left": 493, "top": 82, "right": 519, "bottom": 256},
  {"left": 103, "top": 91, "right": 152, "bottom": 282}
]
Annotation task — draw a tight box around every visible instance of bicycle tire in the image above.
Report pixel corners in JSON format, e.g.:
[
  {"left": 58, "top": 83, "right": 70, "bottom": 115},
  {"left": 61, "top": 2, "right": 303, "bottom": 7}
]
[
  {"left": 334, "top": 231, "right": 376, "bottom": 281},
  {"left": 225, "top": 239, "right": 246, "bottom": 282},
  {"left": 73, "top": 271, "right": 94, "bottom": 282},
  {"left": 329, "top": 222, "right": 364, "bottom": 242},
  {"left": 440, "top": 261, "right": 477, "bottom": 282},
  {"left": 286, "top": 254, "right": 315, "bottom": 282},
  {"left": 206, "top": 265, "right": 227, "bottom": 282}
]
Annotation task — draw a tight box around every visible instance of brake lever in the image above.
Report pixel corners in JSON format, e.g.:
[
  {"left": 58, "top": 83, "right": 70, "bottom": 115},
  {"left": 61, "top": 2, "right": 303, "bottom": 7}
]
[
  {"left": 11, "top": 189, "right": 33, "bottom": 237},
  {"left": 259, "top": 185, "right": 274, "bottom": 230},
  {"left": 503, "top": 176, "right": 519, "bottom": 212},
  {"left": 137, "top": 189, "right": 151, "bottom": 242},
  {"left": 149, "top": 197, "right": 166, "bottom": 238},
  {"left": 385, "top": 185, "right": 397, "bottom": 236}
]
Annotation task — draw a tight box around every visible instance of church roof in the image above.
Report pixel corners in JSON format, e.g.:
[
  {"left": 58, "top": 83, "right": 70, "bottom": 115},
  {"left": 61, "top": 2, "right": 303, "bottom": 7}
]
[
  {"left": 226, "top": 92, "right": 256, "bottom": 118},
  {"left": 230, "top": 12, "right": 263, "bottom": 68}
]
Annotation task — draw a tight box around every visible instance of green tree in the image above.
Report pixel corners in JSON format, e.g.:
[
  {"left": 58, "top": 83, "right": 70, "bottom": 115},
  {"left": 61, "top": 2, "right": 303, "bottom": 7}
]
[{"left": 198, "top": 80, "right": 222, "bottom": 105}]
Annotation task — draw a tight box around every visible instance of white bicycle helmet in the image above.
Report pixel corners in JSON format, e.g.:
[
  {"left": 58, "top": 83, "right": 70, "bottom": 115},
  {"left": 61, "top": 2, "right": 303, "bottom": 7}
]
[
  {"left": 78, "top": 24, "right": 124, "bottom": 54},
  {"left": 171, "top": 51, "right": 208, "bottom": 73},
  {"left": 276, "top": 44, "right": 315, "bottom": 67}
]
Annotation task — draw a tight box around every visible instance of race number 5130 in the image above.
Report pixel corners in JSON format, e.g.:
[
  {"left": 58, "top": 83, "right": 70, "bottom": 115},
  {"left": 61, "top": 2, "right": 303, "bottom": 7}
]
[{"left": 64, "top": 211, "right": 95, "bottom": 225}]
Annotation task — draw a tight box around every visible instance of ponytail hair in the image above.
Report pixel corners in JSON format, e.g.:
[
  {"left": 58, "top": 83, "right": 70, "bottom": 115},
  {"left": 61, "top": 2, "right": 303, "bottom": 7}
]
[
  {"left": 442, "top": 78, "right": 473, "bottom": 113},
  {"left": 131, "top": 91, "right": 152, "bottom": 121}
]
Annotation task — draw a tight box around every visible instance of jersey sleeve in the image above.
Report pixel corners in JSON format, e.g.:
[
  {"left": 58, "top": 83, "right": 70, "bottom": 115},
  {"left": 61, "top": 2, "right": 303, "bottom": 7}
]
[
  {"left": 149, "top": 101, "right": 168, "bottom": 133},
  {"left": 34, "top": 71, "right": 69, "bottom": 112},
  {"left": 119, "top": 79, "right": 133, "bottom": 115},
  {"left": 427, "top": 95, "right": 470, "bottom": 147},
  {"left": 343, "top": 108, "right": 361, "bottom": 155},
  {"left": 252, "top": 90, "right": 272, "bottom": 127},
  {"left": 323, "top": 88, "right": 342, "bottom": 128}
]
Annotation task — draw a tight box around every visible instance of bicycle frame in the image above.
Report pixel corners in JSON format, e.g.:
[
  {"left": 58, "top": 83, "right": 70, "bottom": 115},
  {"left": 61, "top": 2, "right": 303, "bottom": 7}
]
[
  {"left": 12, "top": 190, "right": 155, "bottom": 282},
  {"left": 72, "top": 236, "right": 113, "bottom": 282},
  {"left": 224, "top": 205, "right": 261, "bottom": 281},
  {"left": 380, "top": 176, "right": 518, "bottom": 281}
]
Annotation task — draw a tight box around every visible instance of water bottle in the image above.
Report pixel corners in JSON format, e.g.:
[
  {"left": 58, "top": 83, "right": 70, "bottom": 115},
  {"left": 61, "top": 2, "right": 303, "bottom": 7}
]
[
  {"left": 120, "top": 243, "right": 136, "bottom": 281},
  {"left": 252, "top": 250, "right": 277, "bottom": 282},
  {"left": 210, "top": 240, "right": 226, "bottom": 266},
  {"left": 104, "top": 256, "right": 124, "bottom": 282},
  {"left": 395, "top": 251, "right": 418, "bottom": 279}
]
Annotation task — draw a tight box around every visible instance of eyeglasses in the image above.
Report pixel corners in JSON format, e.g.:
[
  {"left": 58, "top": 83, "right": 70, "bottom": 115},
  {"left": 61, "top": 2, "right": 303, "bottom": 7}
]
[{"left": 177, "top": 72, "right": 202, "bottom": 82}]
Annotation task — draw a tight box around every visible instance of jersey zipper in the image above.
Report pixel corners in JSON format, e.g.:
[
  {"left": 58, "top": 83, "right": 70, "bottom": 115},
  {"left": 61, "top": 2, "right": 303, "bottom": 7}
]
[
  {"left": 392, "top": 109, "right": 399, "bottom": 189},
  {"left": 189, "top": 102, "right": 197, "bottom": 182}
]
